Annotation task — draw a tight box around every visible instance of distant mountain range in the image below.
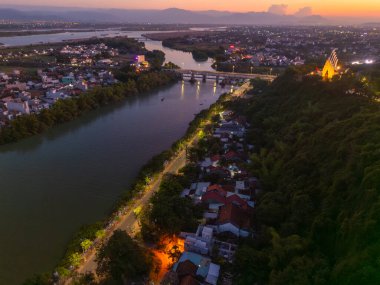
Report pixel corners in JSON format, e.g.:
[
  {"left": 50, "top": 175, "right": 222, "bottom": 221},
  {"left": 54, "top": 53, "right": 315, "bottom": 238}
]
[{"left": 0, "top": 7, "right": 328, "bottom": 25}]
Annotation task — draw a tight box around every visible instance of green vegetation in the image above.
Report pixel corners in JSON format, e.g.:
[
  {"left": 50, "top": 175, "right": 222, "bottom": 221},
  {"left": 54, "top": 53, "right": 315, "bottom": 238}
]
[
  {"left": 191, "top": 49, "right": 209, "bottom": 62},
  {"left": 0, "top": 70, "right": 178, "bottom": 145},
  {"left": 351, "top": 63, "right": 380, "bottom": 96},
  {"left": 145, "top": 50, "right": 166, "bottom": 69},
  {"left": 141, "top": 174, "right": 203, "bottom": 242},
  {"left": 233, "top": 68, "right": 380, "bottom": 284},
  {"left": 22, "top": 88, "right": 231, "bottom": 284},
  {"left": 162, "top": 37, "right": 224, "bottom": 59},
  {"left": 163, "top": 61, "right": 180, "bottom": 69},
  {"left": 96, "top": 230, "right": 152, "bottom": 282},
  {"left": 77, "top": 37, "right": 145, "bottom": 54}
]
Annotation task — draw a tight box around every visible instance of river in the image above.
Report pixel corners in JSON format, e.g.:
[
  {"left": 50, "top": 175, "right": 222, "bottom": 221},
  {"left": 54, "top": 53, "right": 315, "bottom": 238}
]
[
  {"left": 0, "top": 29, "right": 215, "bottom": 71},
  {"left": 0, "top": 31, "right": 224, "bottom": 284}
]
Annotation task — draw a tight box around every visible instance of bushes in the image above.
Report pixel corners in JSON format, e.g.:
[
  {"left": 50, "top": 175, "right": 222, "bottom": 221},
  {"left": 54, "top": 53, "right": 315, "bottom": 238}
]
[
  {"left": 233, "top": 70, "right": 380, "bottom": 284},
  {"left": 29, "top": 86, "right": 232, "bottom": 282},
  {"left": 96, "top": 230, "right": 152, "bottom": 282},
  {"left": 0, "top": 71, "right": 178, "bottom": 145},
  {"left": 140, "top": 174, "right": 203, "bottom": 243}
]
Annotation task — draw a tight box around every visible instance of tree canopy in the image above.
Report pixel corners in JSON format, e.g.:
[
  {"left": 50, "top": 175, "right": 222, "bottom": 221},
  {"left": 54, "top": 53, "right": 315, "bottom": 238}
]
[
  {"left": 233, "top": 68, "right": 380, "bottom": 284},
  {"left": 96, "top": 230, "right": 151, "bottom": 283}
]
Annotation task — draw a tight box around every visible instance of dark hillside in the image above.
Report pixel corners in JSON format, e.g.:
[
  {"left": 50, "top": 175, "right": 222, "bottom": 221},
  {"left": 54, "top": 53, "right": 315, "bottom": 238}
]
[{"left": 234, "top": 69, "right": 380, "bottom": 285}]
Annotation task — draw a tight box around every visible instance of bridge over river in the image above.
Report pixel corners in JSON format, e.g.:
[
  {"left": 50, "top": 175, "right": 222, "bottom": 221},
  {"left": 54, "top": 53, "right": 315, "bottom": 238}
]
[{"left": 170, "top": 69, "right": 277, "bottom": 82}]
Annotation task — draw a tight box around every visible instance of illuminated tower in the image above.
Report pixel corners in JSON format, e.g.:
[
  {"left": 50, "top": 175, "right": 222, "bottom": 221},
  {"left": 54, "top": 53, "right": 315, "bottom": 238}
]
[{"left": 322, "top": 49, "right": 339, "bottom": 80}]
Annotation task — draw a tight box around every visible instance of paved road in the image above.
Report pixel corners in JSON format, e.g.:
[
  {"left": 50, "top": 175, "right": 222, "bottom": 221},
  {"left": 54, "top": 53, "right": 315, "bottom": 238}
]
[
  {"left": 65, "top": 83, "right": 250, "bottom": 283},
  {"left": 73, "top": 138, "right": 191, "bottom": 277}
]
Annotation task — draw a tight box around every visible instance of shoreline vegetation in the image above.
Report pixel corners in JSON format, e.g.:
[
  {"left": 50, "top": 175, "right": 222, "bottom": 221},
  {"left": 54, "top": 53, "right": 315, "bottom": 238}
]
[
  {"left": 145, "top": 32, "right": 286, "bottom": 75},
  {"left": 144, "top": 31, "right": 218, "bottom": 62},
  {"left": 0, "top": 70, "right": 179, "bottom": 145},
  {"left": 0, "top": 35, "right": 172, "bottom": 145},
  {"left": 232, "top": 69, "right": 380, "bottom": 284},
  {"left": 23, "top": 85, "right": 234, "bottom": 284},
  {"left": 143, "top": 31, "right": 211, "bottom": 41}
]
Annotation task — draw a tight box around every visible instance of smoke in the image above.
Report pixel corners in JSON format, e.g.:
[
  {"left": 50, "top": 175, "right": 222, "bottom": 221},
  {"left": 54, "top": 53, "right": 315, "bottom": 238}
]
[
  {"left": 294, "top": 7, "right": 313, "bottom": 17},
  {"left": 267, "top": 4, "right": 288, "bottom": 15}
]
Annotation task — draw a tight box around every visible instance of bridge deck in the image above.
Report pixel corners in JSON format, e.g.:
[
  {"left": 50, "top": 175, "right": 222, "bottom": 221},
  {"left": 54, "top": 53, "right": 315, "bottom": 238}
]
[{"left": 168, "top": 69, "right": 276, "bottom": 81}]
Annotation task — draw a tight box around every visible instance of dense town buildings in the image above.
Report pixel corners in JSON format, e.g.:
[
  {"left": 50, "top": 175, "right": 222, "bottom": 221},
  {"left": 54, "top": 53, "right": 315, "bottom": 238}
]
[{"left": 0, "top": 40, "right": 148, "bottom": 127}]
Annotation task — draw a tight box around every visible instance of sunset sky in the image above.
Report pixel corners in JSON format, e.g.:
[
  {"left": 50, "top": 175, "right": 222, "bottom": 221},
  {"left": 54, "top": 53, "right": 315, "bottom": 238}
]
[{"left": 4, "top": 0, "right": 380, "bottom": 17}]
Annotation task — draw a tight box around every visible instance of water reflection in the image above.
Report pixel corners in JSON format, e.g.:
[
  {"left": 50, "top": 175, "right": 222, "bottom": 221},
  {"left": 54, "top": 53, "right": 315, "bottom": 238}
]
[
  {"left": 0, "top": 81, "right": 225, "bottom": 285},
  {"left": 0, "top": 88, "right": 168, "bottom": 154},
  {"left": 181, "top": 81, "right": 185, "bottom": 100},
  {"left": 196, "top": 81, "right": 201, "bottom": 100}
]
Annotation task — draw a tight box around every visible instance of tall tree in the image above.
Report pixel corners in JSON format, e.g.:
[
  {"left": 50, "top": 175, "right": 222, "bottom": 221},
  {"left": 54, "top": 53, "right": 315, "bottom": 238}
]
[{"left": 96, "top": 230, "right": 151, "bottom": 282}]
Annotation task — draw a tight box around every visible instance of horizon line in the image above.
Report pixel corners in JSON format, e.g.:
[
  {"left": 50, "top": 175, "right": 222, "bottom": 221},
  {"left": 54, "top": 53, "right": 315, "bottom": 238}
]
[{"left": 0, "top": 4, "right": 379, "bottom": 19}]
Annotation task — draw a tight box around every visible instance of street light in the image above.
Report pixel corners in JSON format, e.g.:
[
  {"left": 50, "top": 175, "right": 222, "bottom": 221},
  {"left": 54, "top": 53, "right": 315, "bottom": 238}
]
[
  {"left": 232, "top": 65, "right": 235, "bottom": 73},
  {"left": 215, "top": 64, "right": 218, "bottom": 71},
  {"left": 250, "top": 66, "right": 253, "bottom": 74}
]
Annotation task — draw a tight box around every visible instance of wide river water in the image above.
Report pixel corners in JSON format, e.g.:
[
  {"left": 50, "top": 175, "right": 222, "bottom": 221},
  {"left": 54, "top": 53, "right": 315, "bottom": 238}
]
[{"left": 0, "top": 30, "right": 224, "bottom": 284}]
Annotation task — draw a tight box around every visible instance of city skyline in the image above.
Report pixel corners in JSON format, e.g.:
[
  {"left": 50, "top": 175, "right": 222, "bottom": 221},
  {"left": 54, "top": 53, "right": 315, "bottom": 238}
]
[{"left": 2, "top": 0, "right": 380, "bottom": 17}]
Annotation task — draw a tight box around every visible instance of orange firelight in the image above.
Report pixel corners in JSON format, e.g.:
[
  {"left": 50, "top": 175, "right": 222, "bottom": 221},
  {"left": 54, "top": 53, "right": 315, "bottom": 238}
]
[{"left": 150, "top": 236, "right": 185, "bottom": 282}]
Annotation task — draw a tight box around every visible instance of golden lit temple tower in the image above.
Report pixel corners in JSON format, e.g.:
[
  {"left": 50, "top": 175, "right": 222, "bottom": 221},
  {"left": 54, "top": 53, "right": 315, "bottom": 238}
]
[{"left": 322, "top": 49, "right": 339, "bottom": 80}]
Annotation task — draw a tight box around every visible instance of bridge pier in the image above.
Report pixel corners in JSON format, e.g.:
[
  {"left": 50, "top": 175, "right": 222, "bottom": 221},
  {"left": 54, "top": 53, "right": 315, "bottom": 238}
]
[
  {"left": 189, "top": 72, "right": 197, "bottom": 84},
  {"left": 216, "top": 75, "right": 219, "bottom": 83},
  {"left": 202, "top": 74, "right": 207, "bottom": 82}
]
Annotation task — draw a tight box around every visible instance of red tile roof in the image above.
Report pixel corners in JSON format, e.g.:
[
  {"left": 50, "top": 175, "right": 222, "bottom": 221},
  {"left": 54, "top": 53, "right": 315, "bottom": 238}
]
[
  {"left": 180, "top": 275, "right": 200, "bottom": 285},
  {"left": 224, "top": 150, "right": 239, "bottom": 160},
  {"left": 176, "top": 260, "right": 197, "bottom": 277},
  {"left": 202, "top": 186, "right": 249, "bottom": 209},
  {"left": 202, "top": 190, "right": 226, "bottom": 204},
  {"left": 207, "top": 184, "right": 226, "bottom": 193},
  {"left": 211, "top": 154, "right": 221, "bottom": 162},
  {"left": 217, "top": 202, "right": 251, "bottom": 229},
  {"left": 226, "top": 194, "right": 249, "bottom": 210}
]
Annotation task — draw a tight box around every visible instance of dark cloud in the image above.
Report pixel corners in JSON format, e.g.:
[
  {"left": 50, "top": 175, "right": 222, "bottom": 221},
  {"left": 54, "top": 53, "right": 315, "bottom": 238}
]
[
  {"left": 267, "top": 4, "right": 288, "bottom": 15},
  {"left": 294, "top": 7, "right": 313, "bottom": 17}
]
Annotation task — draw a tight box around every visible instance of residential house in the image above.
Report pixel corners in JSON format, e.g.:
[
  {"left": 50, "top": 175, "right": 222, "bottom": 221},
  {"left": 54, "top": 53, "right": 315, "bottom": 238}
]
[
  {"left": 173, "top": 252, "right": 220, "bottom": 285},
  {"left": 216, "top": 202, "right": 251, "bottom": 238},
  {"left": 181, "top": 225, "right": 214, "bottom": 255}
]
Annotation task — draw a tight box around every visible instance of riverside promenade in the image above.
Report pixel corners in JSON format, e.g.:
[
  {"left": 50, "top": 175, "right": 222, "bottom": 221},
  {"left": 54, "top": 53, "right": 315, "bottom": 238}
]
[{"left": 64, "top": 81, "right": 251, "bottom": 283}]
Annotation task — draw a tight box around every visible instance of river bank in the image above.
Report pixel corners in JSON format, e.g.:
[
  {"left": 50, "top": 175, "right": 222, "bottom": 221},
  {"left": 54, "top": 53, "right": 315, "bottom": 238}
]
[
  {"left": 1, "top": 80, "right": 225, "bottom": 285},
  {"left": 0, "top": 71, "right": 179, "bottom": 145},
  {"left": 143, "top": 31, "right": 210, "bottom": 41},
  {"left": 54, "top": 82, "right": 250, "bottom": 284},
  {"left": 0, "top": 29, "right": 223, "bottom": 285},
  {"left": 38, "top": 91, "right": 231, "bottom": 284}
]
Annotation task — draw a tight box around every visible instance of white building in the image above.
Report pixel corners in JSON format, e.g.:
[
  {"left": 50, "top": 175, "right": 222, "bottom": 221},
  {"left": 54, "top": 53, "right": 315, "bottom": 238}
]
[{"left": 5, "top": 101, "right": 30, "bottom": 115}]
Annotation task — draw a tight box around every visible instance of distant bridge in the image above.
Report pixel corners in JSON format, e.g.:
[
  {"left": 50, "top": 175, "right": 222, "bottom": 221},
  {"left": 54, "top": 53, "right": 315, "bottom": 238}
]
[
  {"left": 134, "top": 37, "right": 150, "bottom": 42},
  {"left": 170, "top": 69, "right": 277, "bottom": 82}
]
